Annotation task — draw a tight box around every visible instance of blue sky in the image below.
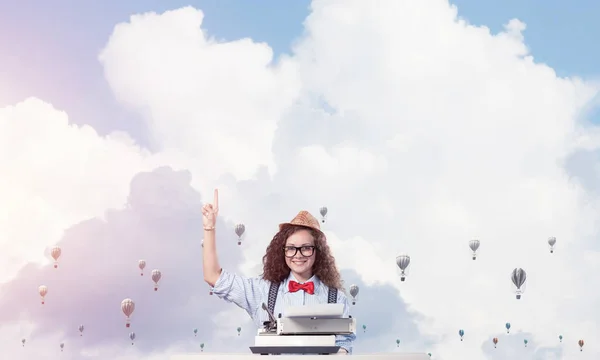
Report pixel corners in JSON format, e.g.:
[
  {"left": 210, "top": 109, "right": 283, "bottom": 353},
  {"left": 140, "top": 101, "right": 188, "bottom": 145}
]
[
  {"left": 451, "top": 0, "right": 600, "bottom": 78},
  {"left": 1, "top": 0, "right": 598, "bottom": 140}
]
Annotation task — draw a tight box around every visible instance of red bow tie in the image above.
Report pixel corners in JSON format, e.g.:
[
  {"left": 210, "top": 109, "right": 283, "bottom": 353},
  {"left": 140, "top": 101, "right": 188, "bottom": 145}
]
[{"left": 288, "top": 280, "right": 315, "bottom": 294}]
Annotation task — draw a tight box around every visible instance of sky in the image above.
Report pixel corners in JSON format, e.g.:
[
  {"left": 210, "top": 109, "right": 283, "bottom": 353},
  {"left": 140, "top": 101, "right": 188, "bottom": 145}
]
[{"left": 1, "top": 0, "right": 600, "bottom": 359}]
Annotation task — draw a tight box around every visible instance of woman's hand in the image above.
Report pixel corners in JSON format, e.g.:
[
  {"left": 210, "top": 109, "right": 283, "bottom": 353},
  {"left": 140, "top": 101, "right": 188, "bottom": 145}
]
[{"left": 202, "top": 189, "right": 219, "bottom": 230}]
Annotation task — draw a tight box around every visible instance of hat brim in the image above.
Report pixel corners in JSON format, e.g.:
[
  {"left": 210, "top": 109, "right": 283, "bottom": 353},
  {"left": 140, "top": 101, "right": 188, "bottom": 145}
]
[{"left": 278, "top": 222, "right": 322, "bottom": 234}]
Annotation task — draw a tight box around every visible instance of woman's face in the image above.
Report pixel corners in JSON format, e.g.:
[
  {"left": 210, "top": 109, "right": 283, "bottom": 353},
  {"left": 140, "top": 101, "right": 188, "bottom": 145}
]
[{"left": 284, "top": 229, "right": 317, "bottom": 281}]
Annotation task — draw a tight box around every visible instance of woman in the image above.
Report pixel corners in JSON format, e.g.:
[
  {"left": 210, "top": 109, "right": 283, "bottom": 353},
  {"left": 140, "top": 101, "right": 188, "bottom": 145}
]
[{"left": 202, "top": 189, "right": 355, "bottom": 355}]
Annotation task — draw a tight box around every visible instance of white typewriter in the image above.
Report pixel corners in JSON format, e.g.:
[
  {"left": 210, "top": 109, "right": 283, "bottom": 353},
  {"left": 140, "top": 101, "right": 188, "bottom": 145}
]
[
  {"left": 250, "top": 303, "right": 356, "bottom": 355},
  {"left": 168, "top": 302, "right": 430, "bottom": 358}
]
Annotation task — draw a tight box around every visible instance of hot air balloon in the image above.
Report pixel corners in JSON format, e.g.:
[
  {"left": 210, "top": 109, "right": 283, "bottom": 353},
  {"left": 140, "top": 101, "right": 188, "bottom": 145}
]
[
  {"left": 151, "top": 269, "right": 162, "bottom": 291},
  {"left": 578, "top": 339, "right": 584, "bottom": 351},
  {"left": 319, "top": 207, "right": 328, "bottom": 223},
  {"left": 396, "top": 339, "right": 400, "bottom": 347},
  {"left": 559, "top": 335, "right": 563, "bottom": 342},
  {"left": 547, "top": 237, "right": 556, "bottom": 253},
  {"left": 234, "top": 224, "right": 245, "bottom": 245},
  {"left": 39, "top": 285, "right": 48, "bottom": 304},
  {"left": 78, "top": 325, "right": 84, "bottom": 336},
  {"left": 121, "top": 298, "right": 135, "bottom": 327},
  {"left": 492, "top": 338, "right": 498, "bottom": 348},
  {"left": 505, "top": 323, "right": 511, "bottom": 333},
  {"left": 468, "top": 240, "right": 480, "bottom": 260},
  {"left": 194, "top": 328, "right": 198, "bottom": 337},
  {"left": 21, "top": 338, "right": 25, "bottom": 347},
  {"left": 129, "top": 332, "right": 136, "bottom": 345},
  {"left": 349, "top": 284, "right": 359, "bottom": 305},
  {"left": 51, "top": 246, "right": 61, "bottom": 268},
  {"left": 396, "top": 254, "right": 410, "bottom": 281},
  {"left": 524, "top": 339, "right": 528, "bottom": 347},
  {"left": 60, "top": 343, "right": 64, "bottom": 352},
  {"left": 458, "top": 329, "right": 464, "bottom": 341},
  {"left": 511, "top": 268, "right": 526, "bottom": 299},
  {"left": 362, "top": 324, "right": 366, "bottom": 333},
  {"left": 138, "top": 260, "right": 146, "bottom": 276},
  {"left": 200, "top": 343, "right": 205, "bottom": 352},
  {"left": 237, "top": 327, "right": 241, "bottom": 336}
]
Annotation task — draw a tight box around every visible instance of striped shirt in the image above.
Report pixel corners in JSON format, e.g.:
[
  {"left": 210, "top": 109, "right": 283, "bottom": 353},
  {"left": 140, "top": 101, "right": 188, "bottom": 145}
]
[{"left": 212, "top": 268, "right": 356, "bottom": 353}]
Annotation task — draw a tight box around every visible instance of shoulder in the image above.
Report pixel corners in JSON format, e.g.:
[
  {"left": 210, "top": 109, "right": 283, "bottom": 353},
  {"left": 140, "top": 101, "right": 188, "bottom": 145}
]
[
  {"left": 215, "top": 268, "right": 271, "bottom": 291},
  {"left": 257, "top": 273, "right": 285, "bottom": 286},
  {"left": 252, "top": 274, "right": 274, "bottom": 289},
  {"left": 314, "top": 276, "right": 344, "bottom": 293},
  {"left": 313, "top": 276, "right": 348, "bottom": 303},
  {"left": 335, "top": 287, "right": 349, "bottom": 303}
]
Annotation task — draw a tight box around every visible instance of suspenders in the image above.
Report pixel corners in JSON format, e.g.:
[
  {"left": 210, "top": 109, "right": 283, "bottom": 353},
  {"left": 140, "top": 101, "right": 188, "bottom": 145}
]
[
  {"left": 327, "top": 286, "right": 338, "bottom": 304},
  {"left": 267, "top": 281, "right": 338, "bottom": 317},
  {"left": 267, "top": 282, "right": 280, "bottom": 317}
]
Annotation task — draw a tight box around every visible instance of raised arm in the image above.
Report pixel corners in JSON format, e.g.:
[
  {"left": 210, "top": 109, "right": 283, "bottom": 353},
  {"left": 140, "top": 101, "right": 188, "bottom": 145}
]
[
  {"left": 201, "top": 189, "right": 265, "bottom": 318},
  {"left": 203, "top": 189, "right": 222, "bottom": 286}
]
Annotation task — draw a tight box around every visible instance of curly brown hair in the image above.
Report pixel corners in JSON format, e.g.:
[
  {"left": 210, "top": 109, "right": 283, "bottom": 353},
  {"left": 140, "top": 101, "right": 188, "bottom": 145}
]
[{"left": 261, "top": 224, "right": 343, "bottom": 290}]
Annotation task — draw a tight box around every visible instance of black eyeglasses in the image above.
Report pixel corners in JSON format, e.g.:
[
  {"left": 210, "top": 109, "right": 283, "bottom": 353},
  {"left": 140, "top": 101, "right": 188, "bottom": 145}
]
[{"left": 283, "top": 245, "right": 316, "bottom": 258}]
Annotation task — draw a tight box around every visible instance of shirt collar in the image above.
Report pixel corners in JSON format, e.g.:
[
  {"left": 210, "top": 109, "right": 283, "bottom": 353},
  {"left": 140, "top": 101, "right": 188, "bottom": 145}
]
[{"left": 283, "top": 272, "right": 322, "bottom": 294}]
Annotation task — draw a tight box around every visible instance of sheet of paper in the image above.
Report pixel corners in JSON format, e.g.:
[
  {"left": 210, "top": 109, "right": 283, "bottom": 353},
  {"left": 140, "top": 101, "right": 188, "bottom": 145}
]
[{"left": 283, "top": 304, "right": 344, "bottom": 318}]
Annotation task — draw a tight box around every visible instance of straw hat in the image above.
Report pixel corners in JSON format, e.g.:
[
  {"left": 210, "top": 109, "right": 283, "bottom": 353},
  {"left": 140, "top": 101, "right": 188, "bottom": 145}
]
[{"left": 279, "top": 210, "right": 322, "bottom": 233}]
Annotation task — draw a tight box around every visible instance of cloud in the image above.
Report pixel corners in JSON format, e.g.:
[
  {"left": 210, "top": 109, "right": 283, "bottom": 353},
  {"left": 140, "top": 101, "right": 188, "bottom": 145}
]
[
  {"left": 0, "top": 97, "right": 171, "bottom": 284},
  {"left": 272, "top": 1, "right": 600, "bottom": 358},
  {"left": 98, "top": 6, "right": 302, "bottom": 184},
  {"left": 4, "top": 0, "right": 600, "bottom": 359}
]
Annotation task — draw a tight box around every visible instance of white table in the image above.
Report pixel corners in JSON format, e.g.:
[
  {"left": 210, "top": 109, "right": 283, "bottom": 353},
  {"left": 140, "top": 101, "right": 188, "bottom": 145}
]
[{"left": 170, "top": 353, "right": 430, "bottom": 359}]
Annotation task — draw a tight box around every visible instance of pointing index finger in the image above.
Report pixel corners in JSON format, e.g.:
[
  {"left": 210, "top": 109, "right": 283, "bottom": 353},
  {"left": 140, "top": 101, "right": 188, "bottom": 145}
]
[{"left": 213, "top": 189, "right": 219, "bottom": 209}]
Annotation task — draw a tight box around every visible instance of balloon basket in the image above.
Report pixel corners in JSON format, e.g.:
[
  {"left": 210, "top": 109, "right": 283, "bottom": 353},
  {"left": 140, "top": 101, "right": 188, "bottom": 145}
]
[
  {"left": 516, "top": 294, "right": 521, "bottom": 299},
  {"left": 460, "top": 339, "right": 463, "bottom": 341},
  {"left": 54, "top": 264, "right": 58, "bottom": 268},
  {"left": 209, "top": 291, "right": 213, "bottom": 295},
  {"left": 472, "top": 257, "right": 476, "bottom": 260},
  {"left": 154, "top": 287, "right": 158, "bottom": 291},
  {"left": 141, "top": 273, "right": 143, "bottom": 276},
  {"left": 352, "top": 301, "right": 355, "bottom": 305},
  {"left": 238, "top": 241, "right": 241, "bottom": 245},
  {"left": 126, "top": 323, "right": 130, "bottom": 328},
  {"left": 400, "top": 277, "right": 405, "bottom": 282},
  {"left": 550, "top": 250, "right": 554, "bottom": 253},
  {"left": 41, "top": 301, "right": 44, "bottom": 305}
]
